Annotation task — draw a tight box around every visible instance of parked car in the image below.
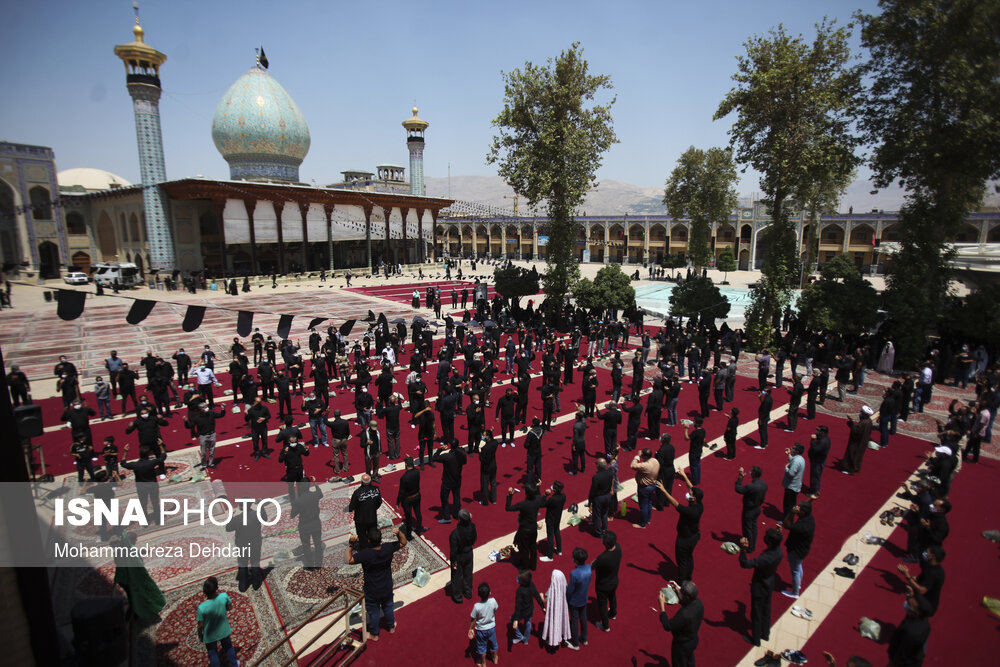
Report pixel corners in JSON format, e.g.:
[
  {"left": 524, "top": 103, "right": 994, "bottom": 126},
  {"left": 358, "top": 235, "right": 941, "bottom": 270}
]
[{"left": 63, "top": 272, "right": 90, "bottom": 285}]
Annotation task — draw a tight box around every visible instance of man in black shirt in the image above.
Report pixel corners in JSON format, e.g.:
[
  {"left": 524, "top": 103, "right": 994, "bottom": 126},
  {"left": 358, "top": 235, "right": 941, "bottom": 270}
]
[
  {"left": 524, "top": 418, "right": 544, "bottom": 485},
  {"left": 396, "top": 457, "right": 425, "bottom": 538},
  {"left": 448, "top": 509, "right": 477, "bottom": 602},
  {"left": 433, "top": 438, "right": 468, "bottom": 523},
  {"left": 657, "top": 581, "right": 704, "bottom": 667},
  {"left": 887, "top": 592, "right": 932, "bottom": 667},
  {"left": 278, "top": 434, "right": 309, "bottom": 500},
  {"left": 245, "top": 396, "right": 271, "bottom": 460},
  {"left": 724, "top": 407, "right": 740, "bottom": 460},
  {"left": 348, "top": 526, "right": 407, "bottom": 637},
  {"left": 184, "top": 403, "right": 227, "bottom": 469},
  {"left": 781, "top": 500, "right": 815, "bottom": 599},
  {"left": 653, "top": 433, "right": 676, "bottom": 510},
  {"left": 756, "top": 388, "right": 773, "bottom": 449},
  {"left": 897, "top": 545, "right": 946, "bottom": 617},
  {"left": 786, "top": 374, "right": 804, "bottom": 432},
  {"left": 571, "top": 411, "right": 588, "bottom": 475},
  {"left": 292, "top": 477, "right": 323, "bottom": 569},
  {"left": 62, "top": 399, "right": 97, "bottom": 446},
  {"left": 540, "top": 480, "right": 566, "bottom": 560},
  {"left": 656, "top": 470, "right": 703, "bottom": 583},
  {"left": 622, "top": 395, "right": 643, "bottom": 451},
  {"left": 597, "top": 402, "right": 622, "bottom": 457},
  {"left": 349, "top": 474, "right": 383, "bottom": 550},
  {"left": 506, "top": 484, "right": 542, "bottom": 571},
  {"left": 495, "top": 387, "right": 518, "bottom": 446},
  {"left": 226, "top": 502, "right": 266, "bottom": 590},
  {"left": 807, "top": 425, "right": 831, "bottom": 496},
  {"left": 360, "top": 420, "right": 383, "bottom": 480},
  {"left": 683, "top": 417, "right": 706, "bottom": 485},
  {"left": 465, "top": 392, "right": 486, "bottom": 453},
  {"left": 326, "top": 409, "right": 351, "bottom": 476},
  {"left": 735, "top": 465, "right": 767, "bottom": 551},
  {"left": 70, "top": 437, "right": 95, "bottom": 483},
  {"left": 120, "top": 443, "right": 166, "bottom": 523},
  {"left": 588, "top": 458, "right": 615, "bottom": 538},
  {"left": 739, "top": 527, "right": 783, "bottom": 646},
  {"left": 478, "top": 430, "right": 499, "bottom": 506},
  {"left": 376, "top": 395, "right": 404, "bottom": 459},
  {"left": 592, "top": 530, "right": 622, "bottom": 632}
]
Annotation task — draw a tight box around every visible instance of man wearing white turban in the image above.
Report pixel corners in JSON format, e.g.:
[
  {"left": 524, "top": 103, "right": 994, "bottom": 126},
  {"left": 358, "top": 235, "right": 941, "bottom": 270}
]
[{"left": 843, "top": 406, "right": 874, "bottom": 475}]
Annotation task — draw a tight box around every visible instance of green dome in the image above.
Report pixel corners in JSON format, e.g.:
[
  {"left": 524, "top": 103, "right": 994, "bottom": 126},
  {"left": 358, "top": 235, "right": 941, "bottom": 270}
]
[{"left": 211, "top": 66, "right": 310, "bottom": 182}]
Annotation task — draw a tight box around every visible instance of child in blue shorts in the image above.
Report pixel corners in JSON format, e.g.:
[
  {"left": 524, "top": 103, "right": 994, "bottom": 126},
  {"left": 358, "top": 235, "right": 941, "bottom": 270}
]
[{"left": 469, "top": 582, "right": 499, "bottom": 665}]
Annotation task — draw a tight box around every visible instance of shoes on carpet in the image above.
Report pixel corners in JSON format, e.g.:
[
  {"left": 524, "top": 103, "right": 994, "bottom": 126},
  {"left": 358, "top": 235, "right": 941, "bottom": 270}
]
[
  {"left": 754, "top": 652, "right": 780, "bottom": 667},
  {"left": 781, "top": 649, "right": 808, "bottom": 665},
  {"left": 791, "top": 605, "right": 813, "bottom": 620},
  {"left": 843, "top": 553, "right": 860, "bottom": 566},
  {"left": 565, "top": 642, "right": 580, "bottom": 651},
  {"left": 833, "top": 566, "right": 856, "bottom": 579},
  {"left": 539, "top": 556, "right": 553, "bottom": 562},
  {"left": 781, "top": 589, "right": 799, "bottom": 599}
]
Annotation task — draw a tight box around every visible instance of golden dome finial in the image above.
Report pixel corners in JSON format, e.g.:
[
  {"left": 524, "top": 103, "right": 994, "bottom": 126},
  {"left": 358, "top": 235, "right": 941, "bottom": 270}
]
[
  {"left": 132, "top": 1, "right": 144, "bottom": 42},
  {"left": 412, "top": 106, "right": 419, "bottom": 116}
]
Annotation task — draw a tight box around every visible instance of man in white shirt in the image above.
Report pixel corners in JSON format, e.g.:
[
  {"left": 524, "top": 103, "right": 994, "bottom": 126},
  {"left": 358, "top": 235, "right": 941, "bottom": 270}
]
[{"left": 190, "top": 365, "right": 221, "bottom": 406}]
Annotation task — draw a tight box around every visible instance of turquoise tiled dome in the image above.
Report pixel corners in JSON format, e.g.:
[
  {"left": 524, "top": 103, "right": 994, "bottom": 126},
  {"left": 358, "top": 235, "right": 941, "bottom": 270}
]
[{"left": 211, "top": 66, "right": 310, "bottom": 182}]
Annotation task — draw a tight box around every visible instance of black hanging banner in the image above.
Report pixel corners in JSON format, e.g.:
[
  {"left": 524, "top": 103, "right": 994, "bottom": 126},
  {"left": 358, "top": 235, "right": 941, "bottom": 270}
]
[
  {"left": 237, "top": 310, "right": 254, "bottom": 337},
  {"left": 277, "top": 314, "right": 294, "bottom": 339},
  {"left": 339, "top": 319, "right": 356, "bottom": 336},
  {"left": 364, "top": 310, "right": 376, "bottom": 322},
  {"left": 126, "top": 299, "right": 156, "bottom": 325},
  {"left": 182, "top": 305, "right": 206, "bottom": 332},
  {"left": 56, "top": 290, "right": 86, "bottom": 321},
  {"left": 307, "top": 317, "right": 327, "bottom": 331}
]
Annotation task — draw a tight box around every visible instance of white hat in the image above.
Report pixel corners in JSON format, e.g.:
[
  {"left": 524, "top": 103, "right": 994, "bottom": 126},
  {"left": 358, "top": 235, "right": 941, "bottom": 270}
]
[
  {"left": 861, "top": 405, "right": 874, "bottom": 416},
  {"left": 934, "top": 445, "right": 952, "bottom": 456}
]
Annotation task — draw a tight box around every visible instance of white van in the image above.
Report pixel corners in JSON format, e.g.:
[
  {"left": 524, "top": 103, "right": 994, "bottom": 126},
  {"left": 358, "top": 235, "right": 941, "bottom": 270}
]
[{"left": 92, "top": 262, "right": 141, "bottom": 288}]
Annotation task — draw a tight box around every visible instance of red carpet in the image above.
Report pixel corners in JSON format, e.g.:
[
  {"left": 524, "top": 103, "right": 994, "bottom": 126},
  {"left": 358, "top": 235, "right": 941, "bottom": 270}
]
[
  {"left": 344, "top": 280, "right": 521, "bottom": 309},
  {"left": 301, "top": 400, "right": 938, "bottom": 666},
  {"left": 799, "top": 458, "right": 1000, "bottom": 666}
]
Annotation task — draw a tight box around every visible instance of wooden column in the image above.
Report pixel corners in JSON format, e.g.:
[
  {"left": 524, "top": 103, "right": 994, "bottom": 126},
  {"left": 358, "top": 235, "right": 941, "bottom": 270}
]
[
  {"left": 273, "top": 200, "right": 285, "bottom": 275},
  {"left": 212, "top": 198, "right": 227, "bottom": 278},
  {"left": 382, "top": 206, "right": 392, "bottom": 266},
  {"left": 400, "top": 206, "right": 409, "bottom": 265},
  {"left": 416, "top": 207, "right": 425, "bottom": 262},
  {"left": 431, "top": 210, "right": 439, "bottom": 261},
  {"left": 299, "top": 201, "right": 310, "bottom": 271},
  {"left": 364, "top": 205, "right": 373, "bottom": 270},
  {"left": 243, "top": 198, "right": 258, "bottom": 275},
  {"left": 324, "top": 203, "right": 334, "bottom": 270}
]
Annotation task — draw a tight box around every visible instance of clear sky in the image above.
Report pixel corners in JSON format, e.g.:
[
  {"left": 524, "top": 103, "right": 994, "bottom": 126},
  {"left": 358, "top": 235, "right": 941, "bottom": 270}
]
[{"left": 1, "top": 0, "right": 896, "bottom": 208}]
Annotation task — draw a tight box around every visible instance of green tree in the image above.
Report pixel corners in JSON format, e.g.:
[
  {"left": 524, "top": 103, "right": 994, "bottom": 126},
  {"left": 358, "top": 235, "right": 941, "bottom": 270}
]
[
  {"left": 663, "top": 146, "right": 739, "bottom": 271},
  {"left": 492, "top": 264, "right": 540, "bottom": 306},
  {"left": 716, "top": 246, "right": 737, "bottom": 284},
  {"left": 942, "top": 286, "right": 1000, "bottom": 354},
  {"left": 715, "top": 19, "right": 862, "bottom": 347},
  {"left": 487, "top": 42, "right": 618, "bottom": 324},
  {"left": 857, "top": 0, "right": 1000, "bottom": 366},
  {"left": 795, "top": 254, "right": 880, "bottom": 335},
  {"left": 669, "top": 276, "right": 731, "bottom": 325},
  {"left": 573, "top": 263, "right": 635, "bottom": 313},
  {"left": 661, "top": 254, "right": 686, "bottom": 279},
  {"left": 794, "top": 170, "right": 854, "bottom": 287}
]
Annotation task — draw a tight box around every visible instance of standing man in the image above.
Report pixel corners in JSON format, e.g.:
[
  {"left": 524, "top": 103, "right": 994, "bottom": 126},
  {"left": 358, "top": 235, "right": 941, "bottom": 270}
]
[
  {"left": 120, "top": 443, "right": 165, "bottom": 523},
  {"left": 565, "top": 547, "right": 592, "bottom": 651},
  {"left": 588, "top": 458, "right": 614, "bottom": 538},
  {"left": 349, "top": 473, "right": 383, "bottom": 550},
  {"left": 190, "top": 363, "right": 221, "bottom": 408},
  {"left": 622, "top": 394, "right": 643, "bottom": 451},
  {"left": 656, "top": 581, "right": 704, "bottom": 667},
  {"left": 6, "top": 364, "right": 31, "bottom": 406},
  {"left": 739, "top": 527, "right": 784, "bottom": 647},
  {"left": 597, "top": 401, "right": 622, "bottom": 457},
  {"left": 524, "top": 417, "right": 544, "bottom": 485},
  {"left": 245, "top": 396, "right": 271, "bottom": 460},
  {"left": 786, "top": 374, "right": 804, "bottom": 432},
  {"left": 631, "top": 448, "right": 660, "bottom": 529},
  {"left": 656, "top": 470, "right": 703, "bottom": 583},
  {"left": 540, "top": 480, "right": 566, "bottom": 561},
  {"left": 781, "top": 500, "right": 815, "bottom": 600},
  {"left": 807, "top": 425, "right": 831, "bottom": 497},
  {"left": 755, "top": 387, "right": 773, "bottom": 450},
  {"left": 506, "top": 484, "right": 543, "bottom": 571},
  {"left": 396, "top": 457, "right": 425, "bottom": 539},
  {"left": 724, "top": 407, "right": 740, "bottom": 460},
  {"left": 104, "top": 351, "right": 123, "bottom": 398},
  {"left": 291, "top": 477, "right": 324, "bottom": 569},
  {"left": 347, "top": 525, "right": 408, "bottom": 639},
  {"left": 278, "top": 433, "right": 309, "bottom": 500},
  {"left": 184, "top": 403, "right": 226, "bottom": 469},
  {"left": 781, "top": 444, "right": 806, "bottom": 516},
  {"left": 433, "top": 438, "right": 468, "bottom": 524},
  {"left": 495, "top": 387, "right": 518, "bottom": 446},
  {"left": 682, "top": 417, "right": 706, "bottom": 486},
  {"left": 360, "top": 419, "right": 383, "bottom": 480},
  {"left": 302, "top": 391, "right": 329, "bottom": 448},
  {"left": 735, "top": 465, "right": 767, "bottom": 552},
  {"left": 571, "top": 411, "right": 588, "bottom": 475},
  {"left": 326, "top": 409, "right": 351, "bottom": 476},
  {"left": 449, "top": 509, "right": 478, "bottom": 603},
  {"left": 842, "top": 406, "right": 874, "bottom": 475},
  {"left": 478, "top": 430, "right": 499, "bottom": 505},
  {"left": 592, "top": 531, "right": 622, "bottom": 633}
]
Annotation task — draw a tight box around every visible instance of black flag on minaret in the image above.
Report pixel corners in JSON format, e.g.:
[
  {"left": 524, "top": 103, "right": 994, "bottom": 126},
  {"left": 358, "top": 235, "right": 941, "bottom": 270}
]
[{"left": 260, "top": 47, "right": 269, "bottom": 69}]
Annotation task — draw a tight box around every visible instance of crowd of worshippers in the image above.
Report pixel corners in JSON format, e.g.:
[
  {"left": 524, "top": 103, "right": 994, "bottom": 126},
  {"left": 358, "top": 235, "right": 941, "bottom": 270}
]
[{"left": 9, "top": 287, "right": 997, "bottom": 665}]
